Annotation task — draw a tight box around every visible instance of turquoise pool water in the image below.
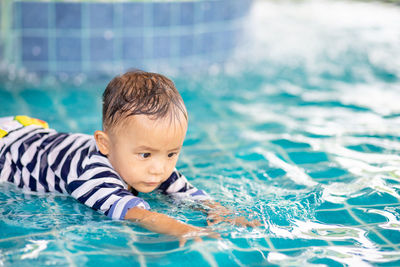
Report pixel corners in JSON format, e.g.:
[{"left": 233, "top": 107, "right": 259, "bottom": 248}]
[{"left": 1, "top": 1, "right": 400, "bottom": 266}]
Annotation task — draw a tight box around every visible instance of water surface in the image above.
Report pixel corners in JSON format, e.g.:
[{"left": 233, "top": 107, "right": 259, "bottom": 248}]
[{"left": 1, "top": 1, "right": 400, "bottom": 266}]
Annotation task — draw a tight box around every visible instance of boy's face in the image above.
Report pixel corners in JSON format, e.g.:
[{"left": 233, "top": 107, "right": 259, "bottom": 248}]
[{"left": 95, "top": 114, "right": 187, "bottom": 193}]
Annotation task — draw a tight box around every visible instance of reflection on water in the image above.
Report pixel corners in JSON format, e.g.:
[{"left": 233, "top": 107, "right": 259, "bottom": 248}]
[
  {"left": 268, "top": 246, "right": 400, "bottom": 266},
  {"left": 270, "top": 220, "right": 375, "bottom": 247}
]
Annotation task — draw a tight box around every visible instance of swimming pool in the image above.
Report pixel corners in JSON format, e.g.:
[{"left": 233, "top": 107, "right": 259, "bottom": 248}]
[{"left": 1, "top": 0, "right": 400, "bottom": 266}]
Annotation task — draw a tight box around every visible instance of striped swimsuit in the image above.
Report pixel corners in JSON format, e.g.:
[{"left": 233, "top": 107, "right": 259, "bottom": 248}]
[{"left": 0, "top": 116, "right": 209, "bottom": 220}]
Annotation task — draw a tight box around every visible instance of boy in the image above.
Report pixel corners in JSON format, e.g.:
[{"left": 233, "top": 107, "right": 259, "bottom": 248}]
[{"left": 0, "top": 71, "right": 260, "bottom": 246}]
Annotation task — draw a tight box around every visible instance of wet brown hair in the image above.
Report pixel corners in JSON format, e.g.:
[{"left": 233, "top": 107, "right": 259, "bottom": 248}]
[{"left": 102, "top": 70, "right": 187, "bottom": 131}]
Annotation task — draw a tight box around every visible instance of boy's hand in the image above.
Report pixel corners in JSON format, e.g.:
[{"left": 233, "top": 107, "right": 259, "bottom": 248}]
[
  {"left": 125, "top": 207, "right": 220, "bottom": 247},
  {"left": 178, "top": 224, "right": 220, "bottom": 247},
  {"left": 206, "top": 211, "right": 262, "bottom": 227},
  {"left": 203, "top": 201, "right": 262, "bottom": 228}
]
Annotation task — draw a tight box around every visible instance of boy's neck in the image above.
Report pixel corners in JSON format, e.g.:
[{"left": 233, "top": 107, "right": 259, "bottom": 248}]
[{"left": 128, "top": 185, "right": 139, "bottom": 196}]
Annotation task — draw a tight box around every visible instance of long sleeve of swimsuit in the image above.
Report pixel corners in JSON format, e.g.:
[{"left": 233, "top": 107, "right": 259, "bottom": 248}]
[{"left": 157, "top": 169, "right": 210, "bottom": 200}]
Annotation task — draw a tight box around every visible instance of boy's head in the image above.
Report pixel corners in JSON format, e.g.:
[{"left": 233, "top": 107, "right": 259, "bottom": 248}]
[
  {"left": 101, "top": 70, "right": 187, "bottom": 132},
  {"left": 94, "top": 71, "right": 188, "bottom": 193}
]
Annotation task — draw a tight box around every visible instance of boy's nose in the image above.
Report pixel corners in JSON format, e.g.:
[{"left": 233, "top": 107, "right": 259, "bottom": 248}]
[{"left": 149, "top": 161, "right": 165, "bottom": 176}]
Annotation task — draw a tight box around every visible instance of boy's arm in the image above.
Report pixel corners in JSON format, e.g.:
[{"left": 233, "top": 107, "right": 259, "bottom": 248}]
[
  {"left": 158, "top": 170, "right": 261, "bottom": 227},
  {"left": 158, "top": 170, "right": 210, "bottom": 200},
  {"left": 125, "top": 207, "right": 220, "bottom": 246}
]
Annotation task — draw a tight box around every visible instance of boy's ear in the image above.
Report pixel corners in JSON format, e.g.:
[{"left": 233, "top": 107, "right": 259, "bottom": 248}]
[{"left": 94, "top": 130, "right": 110, "bottom": 155}]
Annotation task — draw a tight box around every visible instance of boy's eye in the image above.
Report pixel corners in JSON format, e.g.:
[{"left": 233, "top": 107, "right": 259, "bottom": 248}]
[
  {"left": 139, "top": 153, "right": 151, "bottom": 158},
  {"left": 168, "top": 152, "right": 177, "bottom": 158}
]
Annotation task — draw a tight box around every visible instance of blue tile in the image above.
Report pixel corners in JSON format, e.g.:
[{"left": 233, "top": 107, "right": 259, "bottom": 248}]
[
  {"left": 179, "top": 2, "right": 195, "bottom": 25},
  {"left": 55, "top": 3, "right": 82, "bottom": 29},
  {"left": 270, "top": 237, "right": 329, "bottom": 250},
  {"left": 61, "top": 90, "right": 98, "bottom": 118},
  {"left": 197, "top": 2, "right": 210, "bottom": 23},
  {"left": 221, "top": 0, "right": 237, "bottom": 20},
  {"left": 0, "top": 42, "right": 3, "bottom": 62},
  {"left": 84, "top": 255, "right": 142, "bottom": 267},
  {"left": 0, "top": 221, "right": 49, "bottom": 239},
  {"left": 0, "top": 91, "right": 17, "bottom": 113},
  {"left": 216, "top": 32, "right": 230, "bottom": 52},
  {"left": 254, "top": 122, "right": 286, "bottom": 133},
  {"left": 199, "top": 32, "right": 216, "bottom": 54},
  {"left": 20, "top": 63, "right": 50, "bottom": 76},
  {"left": 12, "top": 2, "right": 19, "bottom": 29},
  {"left": 122, "top": 3, "right": 144, "bottom": 28},
  {"left": 28, "top": 69, "right": 50, "bottom": 78},
  {"left": 155, "top": 251, "right": 212, "bottom": 267},
  {"left": 19, "top": 89, "right": 57, "bottom": 118},
  {"left": 22, "top": 37, "right": 48, "bottom": 62},
  {"left": 152, "top": 2, "right": 172, "bottom": 27},
  {"left": 180, "top": 34, "right": 194, "bottom": 57},
  {"left": 201, "top": 1, "right": 222, "bottom": 23},
  {"left": 20, "top": 2, "right": 49, "bottom": 29},
  {"left": 89, "top": 3, "right": 114, "bottom": 29},
  {"left": 366, "top": 231, "right": 389, "bottom": 246},
  {"left": 288, "top": 151, "right": 329, "bottom": 164},
  {"left": 379, "top": 229, "right": 400, "bottom": 244},
  {"left": 123, "top": 62, "right": 145, "bottom": 73},
  {"left": 218, "top": 0, "right": 234, "bottom": 20},
  {"left": 231, "top": 250, "right": 268, "bottom": 266},
  {"left": 265, "top": 167, "right": 286, "bottom": 178},
  {"left": 351, "top": 208, "right": 388, "bottom": 224},
  {"left": 347, "top": 143, "right": 385, "bottom": 153},
  {"left": 315, "top": 209, "right": 359, "bottom": 225},
  {"left": 317, "top": 201, "right": 345, "bottom": 210},
  {"left": 90, "top": 37, "right": 114, "bottom": 61},
  {"left": 347, "top": 191, "right": 400, "bottom": 206},
  {"left": 376, "top": 260, "right": 400, "bottom": 267},
  {"left": 213, "top": 253, "right": 243, "bottom": 267},
  {"left": 122, "top": 37, "right": 144, "bottom": 60},
  {"left": 309, "top": 258, "right": 343, "bottom": 267},
  {"left": 56, "top": 37, "right": 81, "bottom": 61},
  {"left": 153, "top": 36, "right": 170, "bottom": 58},
  {"left": 271, "top": 138, "right": 312, "bottom": 149},
  {"left": 236, "top": 151, "right": 265, "bottom": 161},
  {"left": 54, "top": 67, "right": 82, "bottom": 77},
  {"left": 308, "top": 167, "right": 348, "bottom": 179},
  {"left": 236, "top": 0, "right": 254, "bottom": 18},
  {"left": 222, "top": 0, "right": 251, "bottom": 20}
]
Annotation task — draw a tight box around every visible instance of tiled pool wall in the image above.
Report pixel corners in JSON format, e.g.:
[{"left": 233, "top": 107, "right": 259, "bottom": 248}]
[{"left": 0, "top": 0, "right": 253, "bottom": 81}]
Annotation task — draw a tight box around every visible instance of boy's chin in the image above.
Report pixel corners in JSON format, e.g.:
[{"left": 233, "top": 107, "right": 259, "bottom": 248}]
[{"left": 135, "top": 185, "right": 158, "bottom": 194}]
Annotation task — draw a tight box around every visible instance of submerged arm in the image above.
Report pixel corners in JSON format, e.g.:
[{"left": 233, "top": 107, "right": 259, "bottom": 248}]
[
  {"left": 125, "top": 207, "right": 220, "bottom": 246},
  {"left": 201, "top": 200, "right": 262, "bottom": 227},
  {"left": 157, "top": 171, "right": 260, "bottom": 228}
]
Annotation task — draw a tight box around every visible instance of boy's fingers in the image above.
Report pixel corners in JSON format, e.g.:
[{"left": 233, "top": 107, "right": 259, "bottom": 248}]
[
  {"left": 179, "top": 238, "right": 187, "bottom": 247},
  {"left": 207, "top": 219, "right": 219, "bottom": 226},
  {"left": 208, "top": 213, "right": 262, "bottom": 228},
  {"left": 201, "top": 230, "right": 220, "bottom": 240},
  {"left": 245, "top": 219, "right": 261, "bottom": 227},
  {"left": 234, "top": 217, "right": 247, "bottom": 226},
  {"left": 247, "top": 221, "right": 255, "bottom": 227},
  {"left": 232, "top": 217, "right": 262, "bottom": 228},
  {"left": 209, "top": 232, "right": 221, "bottom": 239},
  {"left": 244, "top": 219, "right": 261, "bottom": 227},
  {"left": 251, "top": 219, "right": 262, "bottom": 227},
  {"left": 194, "top": 236, "right": 203, "bottom": 243},
  {"left": 207, "top": 215, "right": 223, "bottom": 226}
]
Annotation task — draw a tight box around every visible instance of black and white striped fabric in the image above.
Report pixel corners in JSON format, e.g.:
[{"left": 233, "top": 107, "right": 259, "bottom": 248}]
[{"left": 0, "top": 116, "right": 209, "bottom": 220}]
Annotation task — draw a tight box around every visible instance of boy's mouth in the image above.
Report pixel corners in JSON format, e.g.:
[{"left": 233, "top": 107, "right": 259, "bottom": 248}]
[{"left": 143, "top": 182, "right": 159, "bottom": 187}]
